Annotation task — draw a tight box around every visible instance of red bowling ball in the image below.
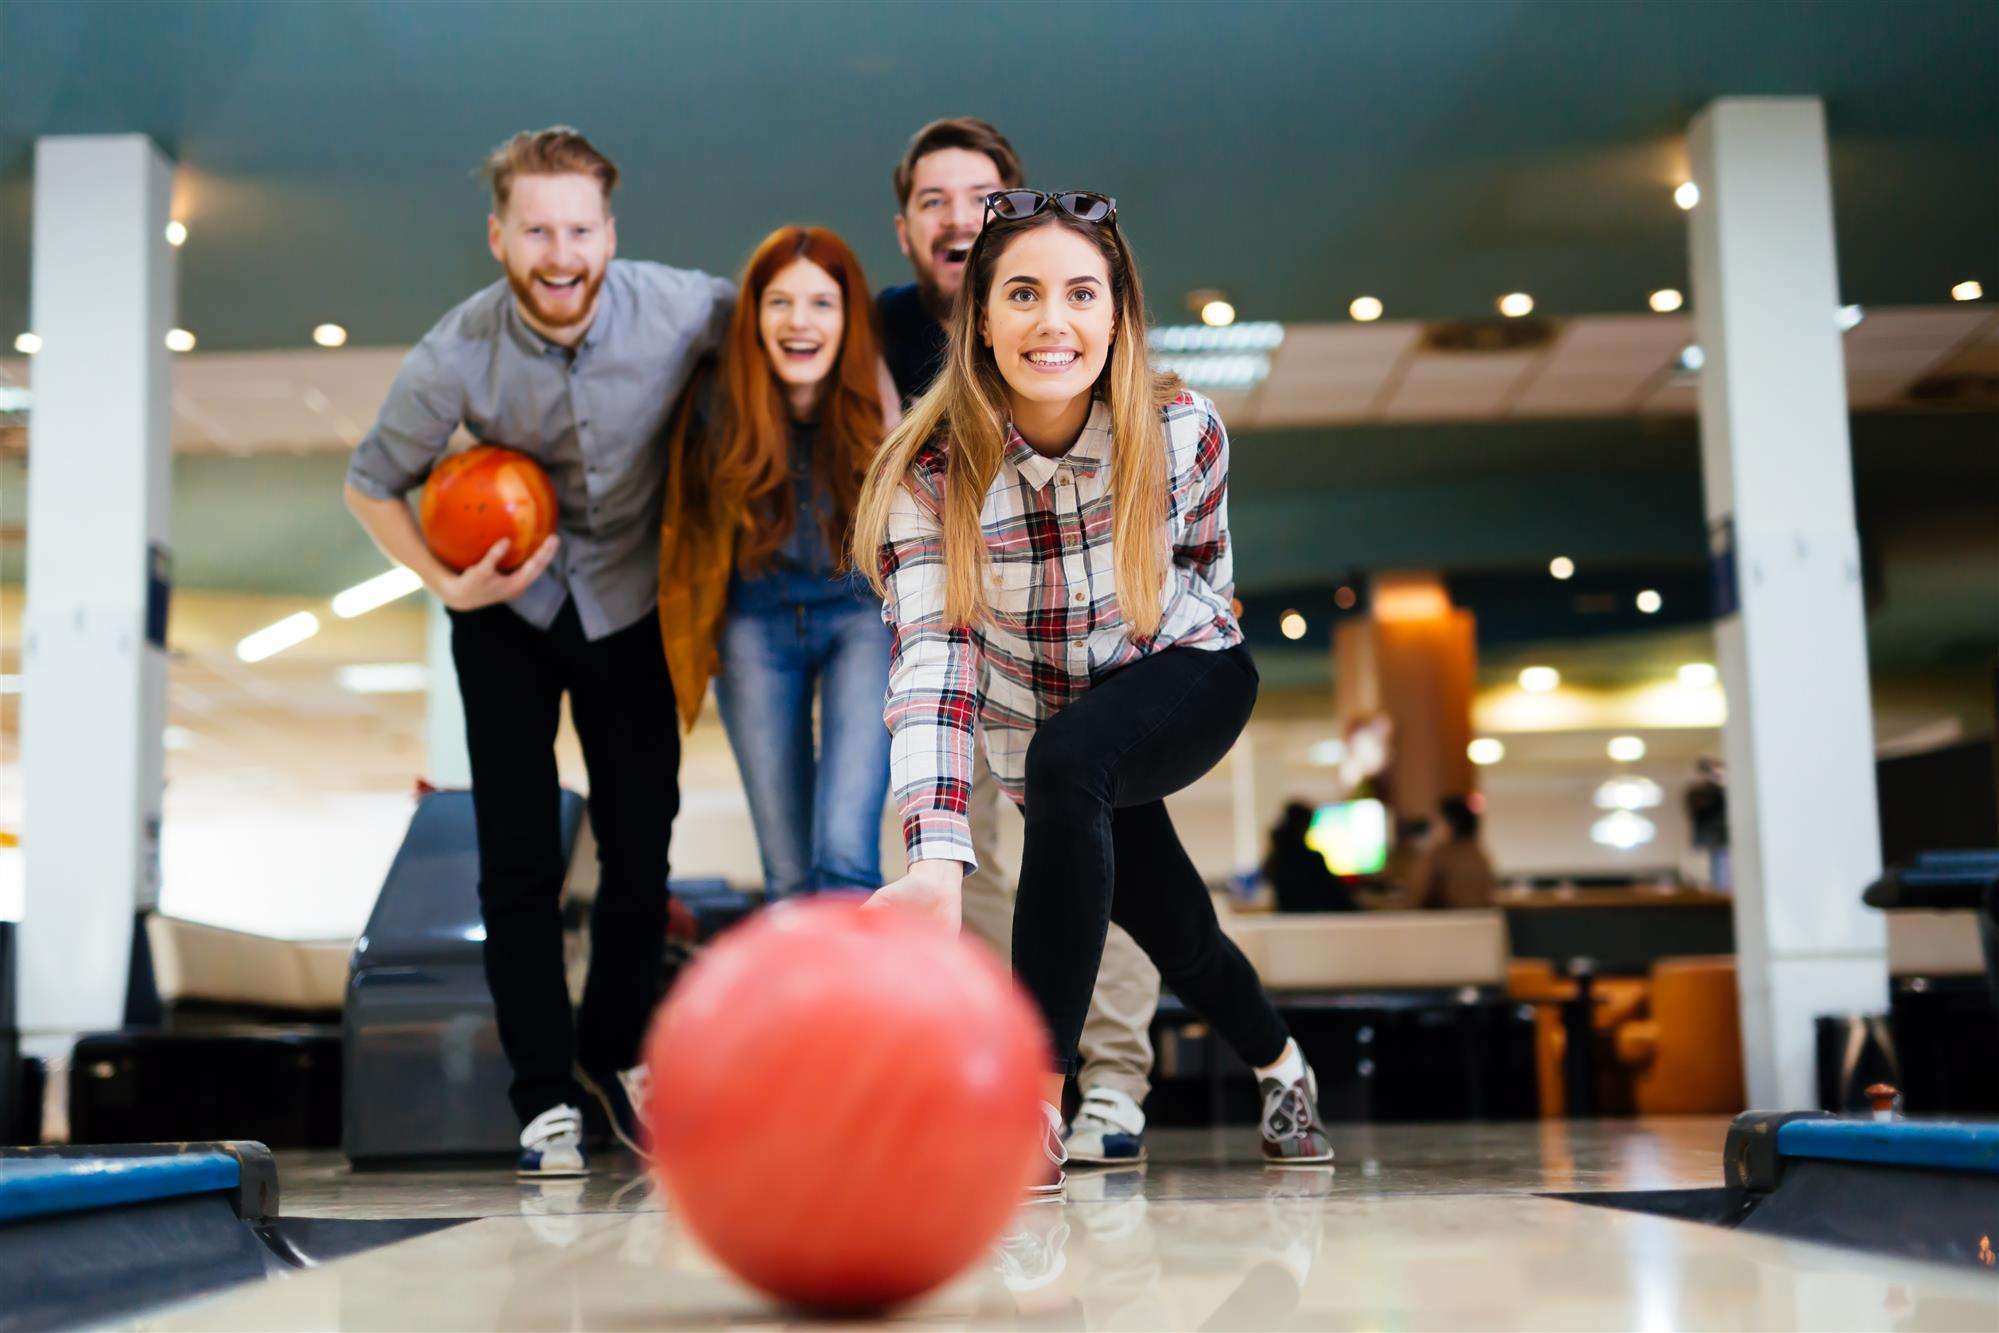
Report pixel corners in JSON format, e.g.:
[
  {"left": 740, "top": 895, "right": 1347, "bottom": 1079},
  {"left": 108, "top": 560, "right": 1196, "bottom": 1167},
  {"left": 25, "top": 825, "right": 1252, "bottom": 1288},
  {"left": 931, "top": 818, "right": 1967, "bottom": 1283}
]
[
  {"left": 644, "top": 897, "right": 1048, "bottom": 1311},
  {"left": 418, "top": 444, "right": 557, "bottom": 572}
]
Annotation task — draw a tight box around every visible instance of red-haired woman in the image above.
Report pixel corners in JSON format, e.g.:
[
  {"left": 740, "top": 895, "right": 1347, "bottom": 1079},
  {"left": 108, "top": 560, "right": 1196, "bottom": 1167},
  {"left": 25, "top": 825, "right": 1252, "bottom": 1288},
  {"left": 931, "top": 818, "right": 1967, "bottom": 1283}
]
[{"left": 659, "top": 226, "right": 895, "bottom": 900}]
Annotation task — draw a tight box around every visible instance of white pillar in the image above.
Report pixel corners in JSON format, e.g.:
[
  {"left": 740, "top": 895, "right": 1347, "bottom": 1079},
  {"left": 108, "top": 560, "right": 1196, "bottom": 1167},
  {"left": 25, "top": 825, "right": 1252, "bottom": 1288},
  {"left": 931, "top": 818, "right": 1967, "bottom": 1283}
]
[
  {"left": 19, "top": 136, "right": 175, "bottom": 1045},
  {"left": 425, "top": 595, "right": 471, "bottom": 786},
  {"left": 1686, "top": 98, "right": 1886, "bottom": 1109}
]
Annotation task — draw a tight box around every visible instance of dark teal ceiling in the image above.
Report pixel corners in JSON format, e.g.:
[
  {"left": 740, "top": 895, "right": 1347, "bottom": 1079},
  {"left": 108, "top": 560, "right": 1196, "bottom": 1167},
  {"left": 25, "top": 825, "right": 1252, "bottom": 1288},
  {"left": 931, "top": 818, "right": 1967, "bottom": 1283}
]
[{"left": 3, "top": 0, "right": 1996, "bottom": 351}]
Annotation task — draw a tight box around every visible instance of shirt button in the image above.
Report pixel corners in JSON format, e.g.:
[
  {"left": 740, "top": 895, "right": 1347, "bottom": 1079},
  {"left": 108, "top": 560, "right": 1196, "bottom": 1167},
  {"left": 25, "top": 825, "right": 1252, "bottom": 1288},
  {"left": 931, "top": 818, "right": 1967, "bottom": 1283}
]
[
  {"left": 1072, "top": 638, "right": 1085, "bottom": 648},
  {"left": 1073, "top": 591, "right": 1086, "bottom": 603}
]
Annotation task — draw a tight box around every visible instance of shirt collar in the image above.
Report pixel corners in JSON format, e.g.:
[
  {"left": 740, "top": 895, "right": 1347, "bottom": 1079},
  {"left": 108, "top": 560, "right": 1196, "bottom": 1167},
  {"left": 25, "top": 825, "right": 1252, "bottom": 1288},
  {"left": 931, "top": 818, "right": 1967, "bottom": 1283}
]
[{"left": 1004, "top": 398, "right": 1112, "bottom": 490}]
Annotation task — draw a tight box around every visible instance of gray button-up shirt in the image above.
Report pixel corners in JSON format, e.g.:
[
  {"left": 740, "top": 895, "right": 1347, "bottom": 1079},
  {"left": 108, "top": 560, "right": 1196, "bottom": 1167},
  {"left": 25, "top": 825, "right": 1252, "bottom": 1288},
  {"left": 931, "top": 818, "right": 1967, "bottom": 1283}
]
[{"left": 346, "top": 259, "right": 734, "bottom": 640}]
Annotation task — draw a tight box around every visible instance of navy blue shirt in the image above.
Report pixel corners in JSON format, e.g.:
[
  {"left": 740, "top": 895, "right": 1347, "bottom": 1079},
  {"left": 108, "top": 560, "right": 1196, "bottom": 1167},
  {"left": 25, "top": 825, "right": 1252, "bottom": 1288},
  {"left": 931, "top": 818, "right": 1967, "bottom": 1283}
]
[
  {"left": 876, "top": 283, "right": 948, "bottom": 408},
  {"left": 727, "top": 416, "right": 870, "bottom": 612}
]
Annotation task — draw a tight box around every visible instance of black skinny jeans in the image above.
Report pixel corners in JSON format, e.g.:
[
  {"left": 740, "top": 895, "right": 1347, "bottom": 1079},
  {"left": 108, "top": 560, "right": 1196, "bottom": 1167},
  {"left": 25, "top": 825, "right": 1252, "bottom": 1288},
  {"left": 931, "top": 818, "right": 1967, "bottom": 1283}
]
[
  {"left": 1012, "top": 643, "right": 1290, "bottom": 1077},
  {"left": 450, "top": 601, "right": 679, "bottom": 1124}
]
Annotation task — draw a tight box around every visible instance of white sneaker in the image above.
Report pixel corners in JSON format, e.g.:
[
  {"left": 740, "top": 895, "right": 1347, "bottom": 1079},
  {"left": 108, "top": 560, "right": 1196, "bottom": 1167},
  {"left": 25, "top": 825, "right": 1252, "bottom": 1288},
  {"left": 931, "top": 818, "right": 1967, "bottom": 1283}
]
[
  {"left": 517, "top": 1103, "right": 590, "bottom": 1178},
  {"left": 1065, "top": 1086, "right": 1148, "bottom": 1165},
  {"left": 1026, "top": 1101, "right": 1067, "bottom": 1197}
]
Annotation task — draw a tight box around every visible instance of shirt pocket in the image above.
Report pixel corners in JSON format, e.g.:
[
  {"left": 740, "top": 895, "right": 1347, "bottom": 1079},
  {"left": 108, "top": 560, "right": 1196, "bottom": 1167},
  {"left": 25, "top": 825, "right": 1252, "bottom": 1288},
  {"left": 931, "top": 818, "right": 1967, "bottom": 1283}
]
[{"left": 983, "top": 559, "right": 1038, "bottom": 629}]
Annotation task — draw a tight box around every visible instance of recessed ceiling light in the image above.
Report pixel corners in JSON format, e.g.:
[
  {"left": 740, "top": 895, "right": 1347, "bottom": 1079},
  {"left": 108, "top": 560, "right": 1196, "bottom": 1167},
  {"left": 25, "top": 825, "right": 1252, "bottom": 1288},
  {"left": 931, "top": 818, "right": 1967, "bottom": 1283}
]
[
  {"left": 1594, "top": 776, "right": 1663, "bottom": 811},
  {"left": 1592, "top": 809, "right": 1657, "bottom": 850},
  {"left": 313, "top": 323, "right": 349, "bottom": 348},
  {"left": 1349, "top": 296, "right": 1383, "bottom": 322},
  {"left": 1468, "top": 738, "right": 1506, "bottom": 766},
  {"left": 1674, "top": 181, "right": 1700, "bottom": 210},
  {"left": 1279, "top": 610, "right": 1308, "bottom": 641},
  {"left": 1952, "top": 280, "right": 1983, "bottom": 302},
  {"left": 1607, "top": 735, "right": 1647, "bottom": 762},
  {"left": 1549, "top": 556, "right": 1575, "bottom": 581},
  {"left": 1519, "top": 666, "right": 1560, "bottom": 693},
  {"left": 1649, "top": 288, "right": 1683, "bottom": 313},
  {"left": 339, "top": 663, "right": 430, "bottom": 694},
  {"left": 1678, "top": 344, "right": 1705, "bottom": 373},
  {"left": 1636, "top": 589, "right": 1662, "bottom": 614},
  {"left": 1200, "top": 299, "right": 1237, "bottom": 328},
  {"left": 1497, "top": 292, "right": 1534, "bottom": 319},
  {"left": 1835, "top": 304, "right": 1864, "bottom": 331},
  {"left": 13, "top": 332, "right": 40, "bottom": 355},
  {"left": 1678, "top": 662, "right": 1718, "bottom": 689},
  {"left": 164, "top": 220, "right": 187, "bottom": 247},
  {"left": 164, "top": 328, "right": 196, "bottom": 353}
]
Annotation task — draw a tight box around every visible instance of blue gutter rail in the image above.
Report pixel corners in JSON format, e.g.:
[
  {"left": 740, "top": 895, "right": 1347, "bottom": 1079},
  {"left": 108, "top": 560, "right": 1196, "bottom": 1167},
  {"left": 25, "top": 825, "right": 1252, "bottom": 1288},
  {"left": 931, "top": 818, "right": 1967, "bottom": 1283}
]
[
  {"left": 1776, "top": 1119, "right": 1999, "bottom": 1177},
  {"left": 0, "top": 1150, "right": 241, "bottom": 1225}
]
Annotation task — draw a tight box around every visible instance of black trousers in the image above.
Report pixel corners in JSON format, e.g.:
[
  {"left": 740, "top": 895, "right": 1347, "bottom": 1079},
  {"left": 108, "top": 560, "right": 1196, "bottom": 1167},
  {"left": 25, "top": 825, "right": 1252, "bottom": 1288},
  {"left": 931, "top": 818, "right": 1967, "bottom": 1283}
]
[
  {"left": 450, "top": 601, "right": 679, "bottom": 1124},
  {"left": 1012, "top": 644, "right": 1291, "bottom": 1077}
]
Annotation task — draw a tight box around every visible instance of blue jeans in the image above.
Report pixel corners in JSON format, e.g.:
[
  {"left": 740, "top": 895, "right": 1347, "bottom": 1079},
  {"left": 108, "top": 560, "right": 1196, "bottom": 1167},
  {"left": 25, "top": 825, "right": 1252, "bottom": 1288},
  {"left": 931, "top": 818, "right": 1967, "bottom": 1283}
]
[{"left": 714, "top": 597, "right": 893, "bottom": 900}]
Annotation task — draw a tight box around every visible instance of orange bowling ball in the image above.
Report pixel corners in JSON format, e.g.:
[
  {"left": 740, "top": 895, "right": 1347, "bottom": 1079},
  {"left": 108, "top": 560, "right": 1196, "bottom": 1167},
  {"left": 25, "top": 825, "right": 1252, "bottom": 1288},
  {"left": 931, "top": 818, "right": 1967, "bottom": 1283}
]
[
  {"left": 418, "top": 445, "right": 557, "bottom": 572},
  {"left": 645, "top": 897, "right": 1048, "bottom": 1311}
]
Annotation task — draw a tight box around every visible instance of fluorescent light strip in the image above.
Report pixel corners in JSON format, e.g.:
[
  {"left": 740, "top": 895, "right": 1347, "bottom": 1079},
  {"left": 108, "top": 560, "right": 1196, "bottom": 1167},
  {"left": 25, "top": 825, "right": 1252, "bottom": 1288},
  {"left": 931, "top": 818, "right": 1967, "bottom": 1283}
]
[
  {"left": 338, "top": 663, "right": 430, "bottom": 694},
  {"left": 1150, "top": 322, "right": 1285, "bottom": 353},
  {"left": 236, "top": 612, "right": 320, "bottom": 663},
  {"left": 332, "top": 566, "right": 424, "bottom": 619},
  {"left": 1153, "top": 352, "right": 1271, "bottom": 390}
]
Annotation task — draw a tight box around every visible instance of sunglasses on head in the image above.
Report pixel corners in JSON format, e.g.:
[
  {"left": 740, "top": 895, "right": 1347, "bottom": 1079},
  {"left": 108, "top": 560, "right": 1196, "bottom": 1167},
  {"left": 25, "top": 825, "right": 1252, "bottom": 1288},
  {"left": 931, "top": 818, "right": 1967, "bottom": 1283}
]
[{"left": 982, "top": 189, "right": 1118, "bottom": 227}]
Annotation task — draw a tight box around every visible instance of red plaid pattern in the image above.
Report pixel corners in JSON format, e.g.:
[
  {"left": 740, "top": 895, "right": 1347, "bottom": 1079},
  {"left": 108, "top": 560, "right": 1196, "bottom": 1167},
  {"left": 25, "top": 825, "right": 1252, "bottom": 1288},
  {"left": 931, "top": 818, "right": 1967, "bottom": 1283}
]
[{"left": 878, "top": 391, "right": 1242, "bottom": 866}]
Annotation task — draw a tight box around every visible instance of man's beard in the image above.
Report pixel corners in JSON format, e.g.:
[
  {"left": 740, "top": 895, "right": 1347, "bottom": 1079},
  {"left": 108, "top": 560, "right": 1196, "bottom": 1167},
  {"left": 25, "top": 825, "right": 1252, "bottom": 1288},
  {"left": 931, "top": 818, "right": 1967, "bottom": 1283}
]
[
  {"left": 914, "top": 237, "right": 975, "bottom": 322},
  {"left": 505, "top": 260, "right": 607, "bottom": 331}
]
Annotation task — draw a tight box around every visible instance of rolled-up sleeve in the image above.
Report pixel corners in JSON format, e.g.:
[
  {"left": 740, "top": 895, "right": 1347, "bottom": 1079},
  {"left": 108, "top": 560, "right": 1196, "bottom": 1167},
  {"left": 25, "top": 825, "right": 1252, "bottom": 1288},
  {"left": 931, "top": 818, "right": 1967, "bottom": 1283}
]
[
  {"left": 878, "top": 472, "right": 980, "bottom": 868},
  {"left": 1174, "top": 399, "right": 1233, "bottom": 603},
  {"left": 345, "top": 340, "right": 462, "bottom": 501}
]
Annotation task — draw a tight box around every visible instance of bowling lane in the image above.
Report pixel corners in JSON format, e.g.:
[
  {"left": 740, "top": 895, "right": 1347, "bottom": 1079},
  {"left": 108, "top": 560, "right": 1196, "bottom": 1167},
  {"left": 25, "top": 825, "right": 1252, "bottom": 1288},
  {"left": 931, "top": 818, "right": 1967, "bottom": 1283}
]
[
  {"left": 129, "top": 1175, "right": 1998, "bottom": 1331},
  {"left": 119, "top": 1122, "right": 1998, "bottom": 1330}
]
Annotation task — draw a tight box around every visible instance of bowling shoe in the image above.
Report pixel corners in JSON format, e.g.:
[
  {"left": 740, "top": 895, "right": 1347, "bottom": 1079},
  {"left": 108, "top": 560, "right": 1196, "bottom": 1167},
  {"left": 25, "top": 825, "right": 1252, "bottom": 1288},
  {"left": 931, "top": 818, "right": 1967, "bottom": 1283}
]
[
  {"left": 1257, "top": 1066, "right": 1335, "bottom": 1166},
  {"left": 517, "top": 1103, "right": 590, "bottom": 1178},
  {"left": 1027, "top": 1100, "right": 1068, "bottom": 1197},
  {"left": 1064, "top": 1086, "right": 1148, "bottom": 1165},
  {"left": 578, "top": 1063, "right": 651, "bottom": 1160}
]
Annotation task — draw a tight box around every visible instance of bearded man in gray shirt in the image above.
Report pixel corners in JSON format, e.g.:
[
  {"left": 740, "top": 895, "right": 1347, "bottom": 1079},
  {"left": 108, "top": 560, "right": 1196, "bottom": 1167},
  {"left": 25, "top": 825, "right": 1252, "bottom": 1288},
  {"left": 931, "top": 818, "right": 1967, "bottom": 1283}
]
[{"left": 344, "top": 127, "right": 730, "bottom": 1177}]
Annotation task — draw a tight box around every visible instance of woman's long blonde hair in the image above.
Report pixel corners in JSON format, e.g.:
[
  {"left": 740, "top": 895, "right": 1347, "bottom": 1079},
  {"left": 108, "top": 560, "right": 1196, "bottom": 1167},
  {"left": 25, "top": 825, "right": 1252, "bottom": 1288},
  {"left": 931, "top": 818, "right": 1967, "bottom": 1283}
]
[{"left": 850, "top": 208, "right": 1181, "bottom": 636}]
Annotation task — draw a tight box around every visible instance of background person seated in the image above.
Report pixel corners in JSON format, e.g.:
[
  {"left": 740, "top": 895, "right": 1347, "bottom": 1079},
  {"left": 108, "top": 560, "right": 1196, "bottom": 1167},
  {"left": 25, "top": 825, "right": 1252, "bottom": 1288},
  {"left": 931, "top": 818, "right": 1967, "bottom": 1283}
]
[
  {"left": 1260, "top": 802, "right": 1361, "bottom": 914},
  {"left": 1421, "top": 795, "right": 1498, "bottom": 910}
]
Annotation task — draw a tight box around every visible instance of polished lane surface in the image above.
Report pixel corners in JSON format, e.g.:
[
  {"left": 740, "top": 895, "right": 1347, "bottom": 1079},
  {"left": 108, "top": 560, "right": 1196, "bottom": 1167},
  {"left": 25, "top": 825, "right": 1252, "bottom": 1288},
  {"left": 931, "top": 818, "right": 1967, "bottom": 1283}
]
[{"left": 130, "top": 1120, "right": 1999, "bottom": 1330}]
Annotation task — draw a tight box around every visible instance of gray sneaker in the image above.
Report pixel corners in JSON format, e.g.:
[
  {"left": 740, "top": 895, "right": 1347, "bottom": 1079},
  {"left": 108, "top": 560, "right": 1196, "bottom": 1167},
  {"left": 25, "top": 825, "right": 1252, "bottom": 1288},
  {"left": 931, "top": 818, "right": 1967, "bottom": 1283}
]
[{"left": 1258, "top": 1067, "right": 1335, "bottom": 1166}]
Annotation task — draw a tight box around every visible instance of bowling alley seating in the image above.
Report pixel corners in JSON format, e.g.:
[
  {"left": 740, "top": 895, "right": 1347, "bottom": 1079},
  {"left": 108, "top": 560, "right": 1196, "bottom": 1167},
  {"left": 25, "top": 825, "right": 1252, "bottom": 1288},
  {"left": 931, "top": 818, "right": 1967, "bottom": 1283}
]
[
  {"left": 144, "top": 914, "right": 350, "bottom": 1024},
  {"left": 1609, "top": 956, "right": 1746, "bottom": 1114}
]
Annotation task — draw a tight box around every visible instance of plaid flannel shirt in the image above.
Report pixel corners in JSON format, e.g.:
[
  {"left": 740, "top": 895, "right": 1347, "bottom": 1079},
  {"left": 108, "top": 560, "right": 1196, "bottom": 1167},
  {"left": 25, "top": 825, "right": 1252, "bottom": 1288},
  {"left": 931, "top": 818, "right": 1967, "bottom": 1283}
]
[{"left": 878, "top": 390, "right": 1243, "bottom": 867}]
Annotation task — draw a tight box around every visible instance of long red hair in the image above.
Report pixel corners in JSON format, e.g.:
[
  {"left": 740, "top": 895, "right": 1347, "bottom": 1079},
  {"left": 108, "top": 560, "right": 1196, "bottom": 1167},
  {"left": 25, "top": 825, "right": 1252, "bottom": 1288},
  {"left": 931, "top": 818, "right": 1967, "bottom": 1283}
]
[{"left": 691, "top": 226, "right": 886, "bottom": 574}]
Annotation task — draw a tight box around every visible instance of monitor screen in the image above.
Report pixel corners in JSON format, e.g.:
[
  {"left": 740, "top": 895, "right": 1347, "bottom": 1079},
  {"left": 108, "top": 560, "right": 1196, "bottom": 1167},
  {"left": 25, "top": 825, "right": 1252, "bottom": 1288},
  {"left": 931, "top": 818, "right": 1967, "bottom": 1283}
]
[{"left": 1305, "top": 799, "right": 1389, "bottom": 876}]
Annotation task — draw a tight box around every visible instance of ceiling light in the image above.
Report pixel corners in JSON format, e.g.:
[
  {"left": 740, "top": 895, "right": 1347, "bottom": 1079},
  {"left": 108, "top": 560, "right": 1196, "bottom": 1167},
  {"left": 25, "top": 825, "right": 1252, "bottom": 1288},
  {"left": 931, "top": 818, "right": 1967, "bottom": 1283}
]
[
  {"left": 1519, "top": 666, "right": 1560, "bottom": 694},
  {"left": 1636, "top": 589, "right": 1662, "bottom": 614},
  {"left": 1200, "top": 299, "right": 1237, "bottom": 328},
  {"left": 1152, "top": 353, "right": 1271, "bottom": 390},
  {"left": 1549, "top": 556, "right": 1575, "bottom": 581},
  {"left": 13, "top": 332, "right": 41, "bottom": 355},
  {"left": 1591, "top": 809, "right": 1657, "bottom": 850},
  {"left": 1607, "top": 735, "right": 1647, "bottom": 762},
  {"left": 1649, "top": 288, "right": 1683, "bottom": 313},
  {"left": 313, "top": 323, "right": 349, "bottom": 348},
  {"left": 332, "top": 566, "right": 424, "bottom": 619},
  {"left": 236, "top": 612, "right": 320, "bottom": 663},
  {"left": 1678, "top": 344, "right": 1705, "bottom": 373},
  {"left": 1952, "top": 280, "right": 1983, "bottom": 302},
  {"left": 1497, "top": 292, "right": 1534, "bottom": 319},
  {"left": 1674, "top": 182, "right": 1700, "bottom": 211},
  {"left": 1349, "top": 296, "right": 1383, "bottom": 322},
  {"left": 1678, "top": 662, "right": 1718, "bottom": 689},
  {"left": 1595, "top": 776, "right": 1663, "bottom": 811},
  {"left": 1835, "top": 304, "right": 1864, "bottom": 331},
  {"left": 1468, "top": 738, "right": 1506, "bottom": 766},
  {"left": 338, "top": 663, "right": 430, "bottom": 694},
  {"left": 1279, "top": 610, "right": 1308, "bottom": 641},
  {"left": 165, "top": 328, "right": 196, "bottom": 353},
  {"left": 164, "top": 220, "right": 187, "bottom": 247},
  {"left": 1151, "top": 323, "right": 1285, "bottom": 353}
]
